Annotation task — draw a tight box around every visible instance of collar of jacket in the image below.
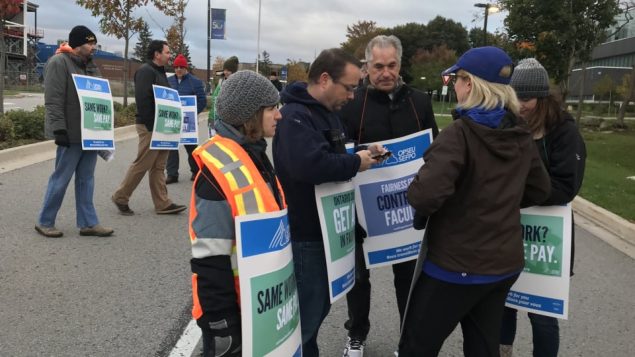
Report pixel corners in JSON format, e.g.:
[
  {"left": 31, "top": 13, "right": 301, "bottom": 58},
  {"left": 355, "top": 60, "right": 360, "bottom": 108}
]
[
  {"left": 147, "top": 60, "right": 166, "bottom": 73},
  {"left": 363, "top": 77, "right": 409, "bottom": 102}
]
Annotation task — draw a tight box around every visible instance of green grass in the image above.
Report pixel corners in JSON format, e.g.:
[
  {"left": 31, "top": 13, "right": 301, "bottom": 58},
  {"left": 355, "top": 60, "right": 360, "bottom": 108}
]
[
  {"left": 579, "top": 128, "right": 635, "bottom": 222},
  {"left": 429, "top": 101, "right": 635, "bottom": 222}
]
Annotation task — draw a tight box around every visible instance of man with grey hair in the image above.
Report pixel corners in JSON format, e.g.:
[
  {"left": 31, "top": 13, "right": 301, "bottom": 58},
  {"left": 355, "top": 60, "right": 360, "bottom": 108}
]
[{"left": 338, "top": 35, "right": 438, "bottom": 357}]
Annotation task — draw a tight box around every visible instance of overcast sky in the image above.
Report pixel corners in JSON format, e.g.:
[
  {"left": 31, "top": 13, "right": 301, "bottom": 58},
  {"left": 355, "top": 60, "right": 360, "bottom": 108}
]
[{"left": 31, "top": 0, "right": 506, "bottom": 68}]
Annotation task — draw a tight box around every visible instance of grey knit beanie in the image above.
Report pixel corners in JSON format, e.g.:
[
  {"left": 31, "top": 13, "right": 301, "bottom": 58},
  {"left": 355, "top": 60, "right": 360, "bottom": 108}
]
[
  {"left": 510, "top": 58, "right": 550, "bottom": 99},
  {"left": 216, "top": 70, "right": 280, "bottom": 126}
]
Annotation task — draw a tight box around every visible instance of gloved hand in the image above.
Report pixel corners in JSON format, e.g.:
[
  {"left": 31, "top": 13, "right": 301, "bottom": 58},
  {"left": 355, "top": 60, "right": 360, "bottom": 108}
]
[
  {"left": 53, "top": 130, "right": 70, "bottom": 147},
  {"left": 413, "top": 211, "right": 428, "bottom": 230}
]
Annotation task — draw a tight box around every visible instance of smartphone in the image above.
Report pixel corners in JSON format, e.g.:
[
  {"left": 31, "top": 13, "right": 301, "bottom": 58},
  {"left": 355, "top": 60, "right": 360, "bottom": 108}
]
[{"left": 372, "top": 151, "right": 392, "bottom": 160}]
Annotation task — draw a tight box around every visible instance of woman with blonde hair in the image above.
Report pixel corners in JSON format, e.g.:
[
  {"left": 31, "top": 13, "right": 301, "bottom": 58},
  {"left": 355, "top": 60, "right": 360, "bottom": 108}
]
[{"left": 400, "top": 47, "right": 551, "bottom": 356}]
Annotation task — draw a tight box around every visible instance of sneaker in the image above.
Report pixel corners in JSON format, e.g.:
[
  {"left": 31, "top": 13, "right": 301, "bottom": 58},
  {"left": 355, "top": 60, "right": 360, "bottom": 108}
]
[
  {"left": 156, "top": 203, "right": 187, "bottom": 215},
  {"left": 80, "top": 224, "right": 114, "bottom": 237},
  {"left": 343, "top": 337, "right": 364, "bottom": 357},
  {"left": 166, "top": 176, "right": 179, "bottom": 184},
  {"left": 35, "top": 225, "right": 63, "bottom": 238},
  {"left": 112, "top": 196, "right": 134, "bottom": 216}
]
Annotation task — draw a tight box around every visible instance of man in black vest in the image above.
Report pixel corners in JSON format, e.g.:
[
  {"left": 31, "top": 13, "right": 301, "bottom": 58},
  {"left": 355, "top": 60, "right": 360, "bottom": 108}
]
[{"left": 338, "top": 35, "right": 439, "bottom": 357}]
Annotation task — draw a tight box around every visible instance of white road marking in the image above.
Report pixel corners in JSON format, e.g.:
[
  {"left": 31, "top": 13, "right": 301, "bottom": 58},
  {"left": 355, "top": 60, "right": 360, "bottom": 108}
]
[{"left": 168, "top": 319, "right": 202, "bottom": 357}]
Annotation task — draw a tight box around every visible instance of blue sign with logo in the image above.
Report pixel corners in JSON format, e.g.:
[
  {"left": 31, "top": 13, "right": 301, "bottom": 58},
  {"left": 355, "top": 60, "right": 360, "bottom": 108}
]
[
  {"left": 211, "top": 8, "right": 226, "bottom": 40},
  {"left": 240, "top": 214, "right": 291, "bottom": 257},
  {"left": 73, "top": 76, "right": 111, "bottom": 94}
]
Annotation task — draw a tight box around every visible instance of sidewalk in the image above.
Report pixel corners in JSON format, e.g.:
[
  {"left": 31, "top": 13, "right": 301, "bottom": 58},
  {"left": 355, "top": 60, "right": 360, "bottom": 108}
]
[{"left": 1, "top": 116, "right": 633, "bottom": 258}]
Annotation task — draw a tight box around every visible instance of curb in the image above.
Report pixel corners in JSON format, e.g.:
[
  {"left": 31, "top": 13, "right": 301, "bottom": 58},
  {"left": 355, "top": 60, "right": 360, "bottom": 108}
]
[
  {"left": 0, "top": 125, "right": 138, "bottom": 174},
  {"left": 0, "top": 113, "right": 210, "bottom": 175},
  {"left": 572, "top": 196, "right": 635, "bottom": 258}
]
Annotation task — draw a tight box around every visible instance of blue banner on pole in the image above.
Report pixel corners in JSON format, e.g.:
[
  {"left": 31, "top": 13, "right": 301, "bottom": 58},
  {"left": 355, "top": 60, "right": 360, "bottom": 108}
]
[{"left": 211, "top": 8, "right": 226, "bottom": 40}]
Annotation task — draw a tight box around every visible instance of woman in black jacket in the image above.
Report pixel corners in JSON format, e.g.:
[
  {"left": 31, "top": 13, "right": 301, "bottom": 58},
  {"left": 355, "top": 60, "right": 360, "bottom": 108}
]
[{"left": 500, "top": 58, "right": 587, "bottom": 357}]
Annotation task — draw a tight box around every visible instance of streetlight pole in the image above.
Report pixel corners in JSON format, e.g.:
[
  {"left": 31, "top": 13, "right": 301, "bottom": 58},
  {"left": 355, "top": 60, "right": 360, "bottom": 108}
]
[
  {"left": 474, "top": 3, "right": 499, "bottom": 46},
  {"left": 207, "top": 0, "right": 211, "bottom": 92},
  {"left": 256, "top": 0, "right": 262, "bottom": 74}
]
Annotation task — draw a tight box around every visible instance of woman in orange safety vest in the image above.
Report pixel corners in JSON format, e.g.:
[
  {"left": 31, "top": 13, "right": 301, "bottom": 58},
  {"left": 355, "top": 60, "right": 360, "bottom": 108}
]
[{"left": 188, "top": 70, "right": 283, "bottom": 357}]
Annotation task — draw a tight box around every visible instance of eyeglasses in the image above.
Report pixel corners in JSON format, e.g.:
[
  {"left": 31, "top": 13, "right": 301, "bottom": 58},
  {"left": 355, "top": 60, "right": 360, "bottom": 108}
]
[{"left": 333, "top": 79, "right": 358, "bottom": 93}]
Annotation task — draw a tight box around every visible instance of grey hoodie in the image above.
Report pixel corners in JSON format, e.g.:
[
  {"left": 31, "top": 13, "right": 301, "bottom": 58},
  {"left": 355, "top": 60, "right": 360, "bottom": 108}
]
[{"left": 43, "top": 52, "right": 100, "bottom": 143}]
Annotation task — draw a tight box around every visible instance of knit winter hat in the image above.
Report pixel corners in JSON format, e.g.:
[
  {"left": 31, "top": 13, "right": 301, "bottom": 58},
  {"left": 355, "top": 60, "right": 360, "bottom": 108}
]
[
  {"left": 223, "top": 56, "right": 239, "bottom": 73},
  {"left": 216, "top": 70, "right": 280, "bottom": 126},
  {"left": 173, "top": 54, "right": 188, "bottom": 68},
  {"left": 68, "top": 26, "right": 97, "bottom": 49},
  {"left": 510, "top": 58, "right": 550, "bottom": 99}
]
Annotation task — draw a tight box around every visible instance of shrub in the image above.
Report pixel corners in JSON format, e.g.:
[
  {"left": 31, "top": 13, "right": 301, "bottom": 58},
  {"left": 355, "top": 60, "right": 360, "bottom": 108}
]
[
  {"left": 114, "top": 102, "right": 137, "bottom": 127},
  {"left": 6, "top": 106, "right": 45, "bottom": 140},
  {"left": 0, "top": 114, "right": 15, "bottom": 142}
]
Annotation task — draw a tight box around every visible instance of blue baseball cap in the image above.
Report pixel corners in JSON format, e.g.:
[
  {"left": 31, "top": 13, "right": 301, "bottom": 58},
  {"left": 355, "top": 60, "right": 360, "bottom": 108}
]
[{"left": 442, "top": 46, "right": 513, "bottom": 84}]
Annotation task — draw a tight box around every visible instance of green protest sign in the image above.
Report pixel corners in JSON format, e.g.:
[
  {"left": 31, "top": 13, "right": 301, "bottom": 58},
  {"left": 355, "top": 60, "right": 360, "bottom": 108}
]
[
  {"left": 320, "top": 190, "right": 356, "bottom": 261},
  {"left": 521, "top": 214, "right": 564, "bottom": 277},
  {"left": 250, "top": 261, "right": 300, "bottom": 356},
  {"left": 154, "top": 104, "right": 182, "bottom": 134},
  {"left": 82, "top": 97, "right": 112, "bottom": 131}
]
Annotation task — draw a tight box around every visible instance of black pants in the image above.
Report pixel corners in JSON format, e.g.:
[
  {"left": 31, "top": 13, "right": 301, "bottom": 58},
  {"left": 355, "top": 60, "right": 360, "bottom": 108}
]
[
  {"left": 166, "top": 144, "right": 197, "bottom": 178},
  {"left": 344, "top": 242, "right": 416, "bottom": 340},
  {"left": 500, "top": 307, "right": 560, "bottom": 357},
  {"left": 399, "top": 272, "right": 519, "bottom": 357}
]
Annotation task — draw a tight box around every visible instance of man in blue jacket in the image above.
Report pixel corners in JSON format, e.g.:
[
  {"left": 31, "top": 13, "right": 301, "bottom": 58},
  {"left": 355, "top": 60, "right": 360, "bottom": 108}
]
[
  {"left": 273, "top": 48, "right": 379, "bottom": 357},
  {"left": 165, "top": 54, "right": 207, "bottom": 183}
]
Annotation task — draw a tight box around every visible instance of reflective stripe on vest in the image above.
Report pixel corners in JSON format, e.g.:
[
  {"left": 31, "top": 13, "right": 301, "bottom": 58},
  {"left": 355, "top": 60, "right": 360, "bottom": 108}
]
[{"left": 189, "top": 135, "right": 286, "bottom": 317}]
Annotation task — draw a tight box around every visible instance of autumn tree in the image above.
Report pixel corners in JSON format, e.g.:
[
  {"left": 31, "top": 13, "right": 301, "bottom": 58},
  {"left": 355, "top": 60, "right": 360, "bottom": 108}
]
[
  {"left": 341, "top": 20, "right": 385, "bottom": 59},
  {"left": 133, "top": 21, "right": 153, "bottom": 61},
  {"left": 409, "top": 45, "right": 457, "bottom": 95},
  {"left": 162, "top": 0, "right": 188, "bottom": 65},
  {"left": 286, "top": 59, "right": 308, "bottom": 84},
  {"left": 212, "top": 56, "right": 225, "bottom": 72},
  {"left": 0, "top": 0, "right": 22, "bottom": 113},
  {"left": 501, "top": 0, "right": 622, "bottom": 100},
  {"left": 76, "top": 0, "right": 178, "bottom": 106}
]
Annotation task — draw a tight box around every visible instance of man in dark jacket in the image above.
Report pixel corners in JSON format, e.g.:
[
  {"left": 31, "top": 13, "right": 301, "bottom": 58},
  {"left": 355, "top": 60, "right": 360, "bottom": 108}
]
[
  {"left": 35, "top": 25, "right": 114, "bottom": 238},
  {"left": 273, "top": 48, "right": 379, "bottom": 357},
  {"left": 165, "top": 53, "right": 207, "bottom": 184},
  {"left": 338, "top": 35, "right": 439, "bottom": 356},
  {"left": 112, "top": 40, "right": 186, "bottom": 215}
]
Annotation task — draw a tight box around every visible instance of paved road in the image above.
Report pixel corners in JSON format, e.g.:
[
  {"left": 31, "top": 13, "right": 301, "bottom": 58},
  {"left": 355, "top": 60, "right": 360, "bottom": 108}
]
[{"left": 1, "top": 132, "right": 634, "bottom": 356}]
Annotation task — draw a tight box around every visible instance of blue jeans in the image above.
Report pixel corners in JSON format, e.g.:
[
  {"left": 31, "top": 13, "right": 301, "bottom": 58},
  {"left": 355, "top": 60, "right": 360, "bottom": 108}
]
[
  {"left": 38, "top": 144, "right": 99, "bottom": 228},
  {"left": 292, "top": 241, "right": 331, "bottom": 357},
  {"left": 500, "top": 307, "right": 559, "bottom": 357}
]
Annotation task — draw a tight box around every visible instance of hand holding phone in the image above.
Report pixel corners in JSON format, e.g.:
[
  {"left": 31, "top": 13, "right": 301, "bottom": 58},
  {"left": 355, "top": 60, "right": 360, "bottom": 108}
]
[{"left": 372, "top": 151, "right": 392, "bottom": 160}]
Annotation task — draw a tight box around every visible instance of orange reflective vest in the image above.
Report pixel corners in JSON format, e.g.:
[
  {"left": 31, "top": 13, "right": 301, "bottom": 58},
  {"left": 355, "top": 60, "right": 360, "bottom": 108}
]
[{"left": 189, "top": 135, "right": 286, "bottom": 320}]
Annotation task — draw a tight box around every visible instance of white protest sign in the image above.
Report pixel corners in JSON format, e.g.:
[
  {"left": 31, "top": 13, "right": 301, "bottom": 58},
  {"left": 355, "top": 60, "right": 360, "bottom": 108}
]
[
  {"left": 354, "top": 130, "right": 434, "bottom": 269},
  {"left": 150, "top": 85, "right": 182, "bottom": 149},
  {"left": 235, "top": 209, "right": 302, "bottom": 357},
  {"left": 72, "top": 74, "right": 115, "bottom": 150},
  {"left": 315, "top": 181, "right": 356, "bottom": 303},
  {"left": 179, "top": 95, "right": 198, "bottom": 145},
  {"left": 506, "top": 204, "right": 572, "bottom": 319}
]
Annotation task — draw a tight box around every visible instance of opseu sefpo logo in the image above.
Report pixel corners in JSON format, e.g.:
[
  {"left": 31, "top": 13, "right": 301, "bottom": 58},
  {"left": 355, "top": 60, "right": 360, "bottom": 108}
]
[
  {"left": 269, "top": 219, "right": 291, "bottom": 250},
  {"left": 376, "top": 145, "right": 417, "bottom": 167}
]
